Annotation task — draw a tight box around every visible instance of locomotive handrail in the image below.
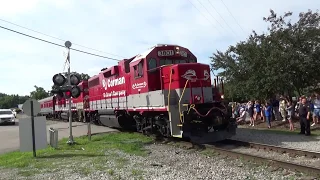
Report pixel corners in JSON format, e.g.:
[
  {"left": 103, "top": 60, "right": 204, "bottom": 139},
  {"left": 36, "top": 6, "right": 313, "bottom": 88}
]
[
  {"left": 178, "top": 79, "right": 190, "bottom": 124},
  {"left": 167, "top": 65, "right": 173, "bottom": 112},
  {"left": 187, "top": 104, "right": 227, "bottom": 117}
]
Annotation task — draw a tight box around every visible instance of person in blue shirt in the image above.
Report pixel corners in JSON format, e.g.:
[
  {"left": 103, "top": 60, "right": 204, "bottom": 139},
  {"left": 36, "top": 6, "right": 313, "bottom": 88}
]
[
  {"left": 264, "top": 101, "right": 272, "bottom": 128},
  {"left": 254, "top": 100, "right": 261, "bottom": 126}
]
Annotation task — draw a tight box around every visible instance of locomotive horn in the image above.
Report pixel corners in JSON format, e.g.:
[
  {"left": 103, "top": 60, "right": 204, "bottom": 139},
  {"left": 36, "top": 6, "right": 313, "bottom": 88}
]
[
  {"left": 214, "top": 78, "right": 217, "bottom": 88},
  {"left": 220, "top": 78, "right": 224, "bottom": 95}
]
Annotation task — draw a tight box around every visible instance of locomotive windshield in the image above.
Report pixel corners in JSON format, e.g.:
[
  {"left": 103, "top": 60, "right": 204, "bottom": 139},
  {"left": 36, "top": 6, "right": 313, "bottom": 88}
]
[
  {"left": 159, "top": 58, "right": 197, "bottom": 66},
  {"left": 148, "top": 58, "right": 197, "bottom": 70},
  {"left": 159, "top": 59, "right": 187, "bottom": 66}
]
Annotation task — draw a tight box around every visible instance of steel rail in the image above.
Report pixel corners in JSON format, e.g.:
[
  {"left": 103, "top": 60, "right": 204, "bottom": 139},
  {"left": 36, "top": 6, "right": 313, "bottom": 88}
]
[
  {"left": 220, "top": 139, "right": 320, "bottom": 159},
  {"left": 201, "top": 143, "right": 320, "bottom": 177},
  {"left": 197, "top": 141, "right": 320, "bottom": 178}
]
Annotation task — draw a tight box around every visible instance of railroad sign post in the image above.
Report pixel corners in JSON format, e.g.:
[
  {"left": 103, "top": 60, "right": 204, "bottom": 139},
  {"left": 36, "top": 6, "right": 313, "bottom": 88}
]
[
  {"left": 20, "top": 99, "right": 47, "bottom": 157},
  {"left": 65, "top": 41, "right": 75, "bottom": 145}
]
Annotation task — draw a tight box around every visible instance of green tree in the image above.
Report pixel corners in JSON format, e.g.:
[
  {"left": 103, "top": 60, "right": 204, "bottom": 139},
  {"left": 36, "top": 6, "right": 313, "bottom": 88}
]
[
  {"left": 30, "top": 85, "right": 50, "bottom": 100},
  {"left": 210, "top": 9, "right": 320, "bottom": 101},
  {"left": 0, "top": 93, "right": 29, "bottom": 109}
]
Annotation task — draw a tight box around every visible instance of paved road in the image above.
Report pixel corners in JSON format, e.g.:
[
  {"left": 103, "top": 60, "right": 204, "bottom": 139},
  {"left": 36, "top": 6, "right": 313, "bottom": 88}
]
[{"left": 0, "top": 115, "right": 118, "bottom": 154}]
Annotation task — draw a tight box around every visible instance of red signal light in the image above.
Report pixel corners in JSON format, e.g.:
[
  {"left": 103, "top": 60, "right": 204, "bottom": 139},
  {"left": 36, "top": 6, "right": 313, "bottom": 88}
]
[
  {"left": 65, "top": 90, "right": 72, "bottom": 99},
  {"left": 65, "top": 91, "right": 71, "bottom": 96}
]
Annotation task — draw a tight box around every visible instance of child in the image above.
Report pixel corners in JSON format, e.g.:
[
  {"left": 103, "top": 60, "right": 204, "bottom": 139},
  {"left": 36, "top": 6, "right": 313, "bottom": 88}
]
[
  {"left": 236, "top": 106, "right": 247, "bottom": 124},
  {"left": 286, "top": 101, "right": 295, "bottom": 131},
  {"left": 264, "top": 102, "right": 272, "bottom": 128}
]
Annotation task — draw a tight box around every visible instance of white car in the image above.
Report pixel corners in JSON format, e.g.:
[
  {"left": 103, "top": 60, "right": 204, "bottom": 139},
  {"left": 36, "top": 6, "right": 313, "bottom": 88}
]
[
  {"left": 12, "top": 109, "right": 17, "bottom": 118},
  {"left": 0, "top": 109, "right": 15, "bottom": 125}
]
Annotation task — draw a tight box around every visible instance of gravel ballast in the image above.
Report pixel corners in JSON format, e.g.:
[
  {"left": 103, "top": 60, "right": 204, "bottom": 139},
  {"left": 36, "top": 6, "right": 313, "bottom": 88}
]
[{"left": 0, "top": 143, "right": 304, "bottom": 180}]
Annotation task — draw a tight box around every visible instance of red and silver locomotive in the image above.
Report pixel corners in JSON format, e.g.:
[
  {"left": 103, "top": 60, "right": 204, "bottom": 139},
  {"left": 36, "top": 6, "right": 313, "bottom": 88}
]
[{"left": 38, "top": 44, "right": 237, "bottom": 142}]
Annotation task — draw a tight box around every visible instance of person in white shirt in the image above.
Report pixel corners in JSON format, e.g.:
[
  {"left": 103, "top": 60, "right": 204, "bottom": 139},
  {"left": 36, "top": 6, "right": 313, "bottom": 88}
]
[
  {"left": 236, "top": 106, "right": 247, "bottom": 123},
  {"left": 279, "top": 96, "right": 287, "bottom": 122},
  {"left": 312, "top": 93, "right": 320, "bottom": 126}
]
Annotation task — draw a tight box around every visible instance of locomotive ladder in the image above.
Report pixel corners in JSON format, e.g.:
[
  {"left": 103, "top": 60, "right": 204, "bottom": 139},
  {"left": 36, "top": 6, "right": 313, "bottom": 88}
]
[
  {"left": 178, "top": 79, "right": 190, "bottom": 125},
  {"left": 172, "top": 78, "right": 192, "bottom": 138},
  {"left": 167, "top": 66, "right": 205, "bottom": 138},
  {"left": 167, "top": 65, "right": 184, "bottom": 138},
  {"left": 177, "top": 75, "right": 205, "bottom": 133}
]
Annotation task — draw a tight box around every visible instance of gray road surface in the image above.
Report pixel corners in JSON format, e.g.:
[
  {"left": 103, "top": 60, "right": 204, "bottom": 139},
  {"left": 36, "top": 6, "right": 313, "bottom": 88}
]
[{"left": 0, "top": 115, "right": 118, "bottom": 154}]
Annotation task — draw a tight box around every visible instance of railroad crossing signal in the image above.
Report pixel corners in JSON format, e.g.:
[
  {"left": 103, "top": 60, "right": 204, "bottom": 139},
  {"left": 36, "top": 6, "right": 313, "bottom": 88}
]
[{"left": 51, "top": 73, "right": 82, "bottom": 99}]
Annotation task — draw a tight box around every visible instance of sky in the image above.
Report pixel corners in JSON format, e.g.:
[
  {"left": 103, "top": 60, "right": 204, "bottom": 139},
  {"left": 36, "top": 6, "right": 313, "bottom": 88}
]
[{"left": 0, "top": 0, "right": 319, "bottom": 96}]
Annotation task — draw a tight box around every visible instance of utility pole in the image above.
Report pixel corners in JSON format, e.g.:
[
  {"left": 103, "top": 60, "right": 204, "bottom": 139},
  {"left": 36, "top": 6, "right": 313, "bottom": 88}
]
[{"left": 65, "top": 41, "right": 74, "bottom": 145}]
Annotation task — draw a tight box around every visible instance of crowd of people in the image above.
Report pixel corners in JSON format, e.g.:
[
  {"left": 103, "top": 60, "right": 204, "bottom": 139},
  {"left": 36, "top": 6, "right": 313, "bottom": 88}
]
[{"left": 231, "top": 93, "right": 320, "bottom": 136}]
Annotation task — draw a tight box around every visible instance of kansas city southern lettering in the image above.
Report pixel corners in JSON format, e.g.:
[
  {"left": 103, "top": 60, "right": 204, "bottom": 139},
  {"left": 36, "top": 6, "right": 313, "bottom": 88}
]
[{"left": 102, "top": 77, "right": 125, "bottom": 90}]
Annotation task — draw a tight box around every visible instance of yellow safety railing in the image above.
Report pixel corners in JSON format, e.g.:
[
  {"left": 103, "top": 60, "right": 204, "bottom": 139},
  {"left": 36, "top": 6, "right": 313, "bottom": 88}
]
[{"left": 178, "top": 79, "right": 189, "bottom": 124}]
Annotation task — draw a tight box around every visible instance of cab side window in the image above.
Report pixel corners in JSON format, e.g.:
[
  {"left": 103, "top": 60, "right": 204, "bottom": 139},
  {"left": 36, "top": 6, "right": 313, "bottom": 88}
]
[
  {"left": 148, "top": 58, "right": 157, "bottom": 70},
  {"left": 134, "top": 62, "right": 144, "bottom": 78}
]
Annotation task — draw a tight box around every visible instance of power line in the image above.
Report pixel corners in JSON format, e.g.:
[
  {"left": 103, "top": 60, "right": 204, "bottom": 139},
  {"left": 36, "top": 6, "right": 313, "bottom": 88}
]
[
  {"left": 0, "top": 18, "right": 125, "bottom": 58},
  {"left": 220, "top": 0, "right": 246, "bottom": 34},
  {"left": 187, "top": 0, "right": 222, "bottom": 34},
  {"left": 207, "top": 0, "right": 239, "bottom": 37},
  {"left": 0, "top": 25, "right": 121, "bottom": 61},
  {"left": 195, "top": 0, "right": 229, "bottom": 34}
]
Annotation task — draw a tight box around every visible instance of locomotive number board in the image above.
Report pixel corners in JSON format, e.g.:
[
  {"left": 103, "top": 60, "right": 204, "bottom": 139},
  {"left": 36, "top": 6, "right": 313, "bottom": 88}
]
[
  {"left": 157, "top": 50, "right": 188, "bottom": 57},
  {"left": 158, "top": 50, "right": 174, "bottom": 56}
]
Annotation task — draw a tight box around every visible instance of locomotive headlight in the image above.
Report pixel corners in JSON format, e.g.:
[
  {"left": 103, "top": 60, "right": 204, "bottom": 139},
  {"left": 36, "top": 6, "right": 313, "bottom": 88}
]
[
  {"left": 221, "top": 95, "right": 224, "bottom": 99},
  {"left": 175, "top": 46, "right": 180, "bottom": 54}
]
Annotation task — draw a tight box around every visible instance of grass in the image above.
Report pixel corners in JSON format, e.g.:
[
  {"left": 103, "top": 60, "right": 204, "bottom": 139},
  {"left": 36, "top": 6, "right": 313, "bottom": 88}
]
[{"left": 0, "top": 132, "right": 153, "bottom": 177}]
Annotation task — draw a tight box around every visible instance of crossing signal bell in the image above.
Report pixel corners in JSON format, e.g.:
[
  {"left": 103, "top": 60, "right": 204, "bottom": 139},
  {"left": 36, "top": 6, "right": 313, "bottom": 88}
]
[{"left": 51, "top": 73, "right": 82, "bottom": 99}]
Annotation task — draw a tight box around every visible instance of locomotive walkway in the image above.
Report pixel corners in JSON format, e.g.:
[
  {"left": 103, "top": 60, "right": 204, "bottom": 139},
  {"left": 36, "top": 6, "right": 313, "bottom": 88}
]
[{"left": 0, "top": 114, "right": 118, "bottom": 154}]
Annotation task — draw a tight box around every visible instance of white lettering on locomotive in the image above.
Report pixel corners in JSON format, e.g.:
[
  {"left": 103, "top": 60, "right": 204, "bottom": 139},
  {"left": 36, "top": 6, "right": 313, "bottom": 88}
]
[
  {"left": 102, "top": 77, "right": 125, "bottom": 90},
  {"left": 203, "top": 70, "right": 210, "bottom": 80},
  {"left": 181, "top": 69, "right": 197, "bottom": 82},
  {"left": 132, "top": 82, "right": 147, "bottom": 89},
  {"left": 158, "top": 50, "right": 174, "bottom": 57},
  {"left": 103, "top": 90, "right": 126, "bottom": 98}
]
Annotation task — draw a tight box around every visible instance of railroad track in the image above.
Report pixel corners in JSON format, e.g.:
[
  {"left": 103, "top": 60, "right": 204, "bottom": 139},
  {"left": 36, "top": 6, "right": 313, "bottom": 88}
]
[
  {"left": 220, "top": 139, "right": 320, "bottom": 159},
  {"left": 201, "top": 139, "right": 320, "bottom": 178},
  {"left": 45, "top": 119, "right": 320, "bottom": 177}
]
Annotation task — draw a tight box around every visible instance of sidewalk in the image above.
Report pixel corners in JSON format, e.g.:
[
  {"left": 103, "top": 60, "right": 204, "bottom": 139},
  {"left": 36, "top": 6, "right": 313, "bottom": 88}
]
[{"left": 46, "top": 120, "right": 119, "bottom": 142}]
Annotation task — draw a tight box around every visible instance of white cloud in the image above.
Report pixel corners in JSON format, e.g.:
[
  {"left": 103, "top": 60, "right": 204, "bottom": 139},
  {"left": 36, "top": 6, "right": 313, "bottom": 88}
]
[{"left": 0, "top": 0, "right": 319, "bottom": 96}]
